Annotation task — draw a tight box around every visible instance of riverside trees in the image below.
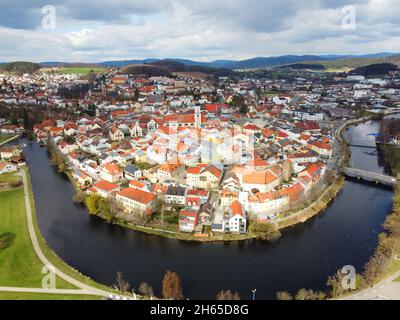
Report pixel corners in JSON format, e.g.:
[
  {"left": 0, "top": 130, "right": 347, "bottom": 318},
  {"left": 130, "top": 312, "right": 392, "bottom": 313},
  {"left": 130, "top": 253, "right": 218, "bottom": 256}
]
[{"left": 162, "top": 270, "right": 184, "bottom": 300}]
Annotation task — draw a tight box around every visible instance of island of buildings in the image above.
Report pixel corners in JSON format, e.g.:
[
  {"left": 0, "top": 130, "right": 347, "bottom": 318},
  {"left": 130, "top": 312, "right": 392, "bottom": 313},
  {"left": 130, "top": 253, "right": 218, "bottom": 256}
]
[{"left": 1, "top": 65, "right": 399, "bottom": 239}]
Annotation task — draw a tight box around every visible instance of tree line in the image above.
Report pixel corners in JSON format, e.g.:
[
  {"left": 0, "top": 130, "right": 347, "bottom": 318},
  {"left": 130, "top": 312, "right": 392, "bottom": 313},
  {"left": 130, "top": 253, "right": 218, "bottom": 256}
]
[{"left": 114, "top": 270, "right": 242, "bottom": 300}]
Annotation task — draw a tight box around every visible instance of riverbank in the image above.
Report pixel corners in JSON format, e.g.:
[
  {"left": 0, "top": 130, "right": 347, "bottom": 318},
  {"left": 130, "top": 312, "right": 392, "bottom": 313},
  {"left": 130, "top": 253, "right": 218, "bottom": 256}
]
[
  {"left": 276, "top": 177, "right": 345, "bottom": 230},
  {"left": 338, "top": 187, "right": 400, "bottom": 300},
  {"left": 23, "top": 167, "right": 124, "bottom": 296},
  {"left": 0, "top": 168, "right": 117, "bottom": 300},
  {"left": 63, "top": 155, "right": 343, "bottom": 243},
  {"left": 0, "top": 172, "right": 74, "bottom": 290}
]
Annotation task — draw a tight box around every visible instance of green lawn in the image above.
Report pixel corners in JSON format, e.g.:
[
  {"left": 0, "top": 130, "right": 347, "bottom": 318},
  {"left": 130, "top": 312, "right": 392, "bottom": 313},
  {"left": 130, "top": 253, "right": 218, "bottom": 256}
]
[
  {"left": 0, "top": 134, "right": 16, "bottom": 144},
  {"left": 0, "top": 292, "right": 103, "bottom": 300},
  {"left": 0, "top": 187, "right": 75, "bottom": 289},
  {"left": 40, "top": 67, "right": 107, "bottom": 75},
  {"left": 135, "top": 162, "right": 157, "bottom": 170},
  {"left": 24, "top": 168, "right": 119, "bottom": 294},
  {"left": 61, "top": 67, "right": 107, "bottom": 75},
  {"left": 0, "top": 169, "right": 123, "bottom": 300},
  {"left": 0, "top": 172, "right": 20, "bottom": 183},
  {"left": 259, "top": 90, "right": 280, "bottom": 98}
]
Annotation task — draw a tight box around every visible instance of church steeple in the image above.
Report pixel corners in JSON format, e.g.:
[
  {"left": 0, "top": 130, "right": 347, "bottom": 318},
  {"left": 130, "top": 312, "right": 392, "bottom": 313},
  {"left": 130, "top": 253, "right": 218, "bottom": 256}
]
[{"left": 195, "top": 105, "right": 201, "bottom": 129}]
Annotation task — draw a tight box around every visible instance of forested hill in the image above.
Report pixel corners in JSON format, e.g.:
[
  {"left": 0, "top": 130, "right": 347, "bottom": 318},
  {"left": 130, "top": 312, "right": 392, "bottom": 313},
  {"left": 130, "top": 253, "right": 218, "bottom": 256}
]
[
  {"left": 348, "top": 63, "right": 399, "bottom": 77},
  {"left": 0, "top": 62, "right": 40, "bottom": 74}
]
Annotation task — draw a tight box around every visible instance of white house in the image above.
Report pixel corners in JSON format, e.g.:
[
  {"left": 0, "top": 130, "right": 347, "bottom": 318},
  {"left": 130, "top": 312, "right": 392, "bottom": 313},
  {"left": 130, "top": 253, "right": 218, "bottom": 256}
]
[
  {"left": 223, "top": 200, "right": 247, "bottom": 234},
  {"left": 116, "top": 187, "right": 155, "bottom": 214},
  {"left": 165, "top": 185, "right": 187, "bottom": 205},
  {"left": 0, "top": 161, "right": 18, "bottom": 174},
  {"left": 91, "top": 180, "right": 120, "bottom": 198},
  {"left": 130, "top": 122, "right": 143, "bottom": 137},
  {"left": 99, "top": 162, "right": 123, "bottom": 183}
]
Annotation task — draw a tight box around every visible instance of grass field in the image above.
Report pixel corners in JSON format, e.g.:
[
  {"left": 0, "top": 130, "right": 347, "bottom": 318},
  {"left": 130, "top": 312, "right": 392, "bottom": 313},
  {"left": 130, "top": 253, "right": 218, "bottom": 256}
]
[
  {"left": 40, "top": 67, "right": 107, "bottom": 75},
  {"left": 325, "top": 67, "right": 354, "bottom": 73},
  {"left": 0, "top": 169, "right": 121, "bottom": 300},
  {"left": 24, "top": 168, "right": 119, "bottom": 294},
  {"left": 0, "top": 177, "right": 75, "bottom": 289},
  {"left": 0, "top": 292, "right": 103, "bottom": 300},
  {"left": 0, "top": 134, "right": 16, "bottom": 144},
  {"left": 259, "top": 90, "right": 281, "bottom": 98},
  {"left": 0, "top": 172, "right": 19, "bottom": 183}
]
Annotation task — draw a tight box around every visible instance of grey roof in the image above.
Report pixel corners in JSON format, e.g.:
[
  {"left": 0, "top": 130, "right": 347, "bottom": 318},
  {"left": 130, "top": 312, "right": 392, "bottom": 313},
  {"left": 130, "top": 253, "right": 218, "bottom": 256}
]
[
  {"left": 124, "top": 165, "right": 139, "bottom": 174},
  {"left": 166, "top": 185, "right": 187, "bottom": 196}
]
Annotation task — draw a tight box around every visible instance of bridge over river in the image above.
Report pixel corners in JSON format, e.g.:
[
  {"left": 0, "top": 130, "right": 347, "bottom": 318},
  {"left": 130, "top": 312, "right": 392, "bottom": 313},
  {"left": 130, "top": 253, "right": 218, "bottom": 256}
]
[{"left": 342, "top": 167, "right": 399, "bottom": 187}]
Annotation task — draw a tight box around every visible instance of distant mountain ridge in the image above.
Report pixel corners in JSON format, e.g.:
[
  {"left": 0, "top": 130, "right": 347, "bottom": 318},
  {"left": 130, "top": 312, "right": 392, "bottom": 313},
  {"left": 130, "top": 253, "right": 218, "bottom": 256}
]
[{"left": 36, "top": 52, "right": 400, "bottom": 70}]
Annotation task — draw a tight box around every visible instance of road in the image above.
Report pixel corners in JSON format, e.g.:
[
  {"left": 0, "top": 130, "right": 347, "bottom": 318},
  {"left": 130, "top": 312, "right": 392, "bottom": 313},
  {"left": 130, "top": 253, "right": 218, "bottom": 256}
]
[
  {"left": 14, "top": 169, "right": 114, "bottom": 298},
  {"left": 341, "top": 269, "right": 400, "bottom": 300},
  {"left": 0, "top": 287, "right": 102, "bottom": 296}
]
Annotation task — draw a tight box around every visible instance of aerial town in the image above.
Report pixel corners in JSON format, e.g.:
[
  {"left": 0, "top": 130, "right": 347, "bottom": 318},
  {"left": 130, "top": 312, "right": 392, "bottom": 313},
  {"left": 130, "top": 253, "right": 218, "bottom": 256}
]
[
  {"left": 3, "top": 0, "right": 400, "bottom": 305},
  {"left": 1, "top": 65, "right": 399, "bottom": 240}
]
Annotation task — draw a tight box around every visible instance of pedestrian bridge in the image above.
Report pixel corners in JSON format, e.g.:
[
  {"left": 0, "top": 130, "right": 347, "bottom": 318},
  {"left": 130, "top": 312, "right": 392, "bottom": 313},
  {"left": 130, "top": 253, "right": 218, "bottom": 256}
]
[
  {"left": 347, "top": 143, "right": 377, "bottom": 149},
  {"left": 342, "top": 167, "right": 399, "bottom": 187},
  {"left": 347, "top": 142, "right": 396, "bottom": 149}
]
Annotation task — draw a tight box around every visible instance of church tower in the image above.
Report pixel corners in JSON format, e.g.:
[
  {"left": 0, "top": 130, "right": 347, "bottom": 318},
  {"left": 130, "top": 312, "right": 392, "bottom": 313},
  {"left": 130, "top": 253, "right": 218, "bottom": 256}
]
[{"left": 195, "top": 105, "right": 202, "bottom": 129}]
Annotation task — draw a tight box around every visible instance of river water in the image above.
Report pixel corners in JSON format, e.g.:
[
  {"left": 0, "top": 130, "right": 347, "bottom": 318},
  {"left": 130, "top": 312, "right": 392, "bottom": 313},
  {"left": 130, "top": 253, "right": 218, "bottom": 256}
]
[{"left": 19, "top": 118, "right": 395, "bottom": 299}]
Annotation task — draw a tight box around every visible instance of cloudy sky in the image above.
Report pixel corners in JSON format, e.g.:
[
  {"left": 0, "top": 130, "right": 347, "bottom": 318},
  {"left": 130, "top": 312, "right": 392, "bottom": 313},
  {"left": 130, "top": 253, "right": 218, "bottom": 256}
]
[{"left": 0, "top": 0, "right": 399, "bottom": 62}]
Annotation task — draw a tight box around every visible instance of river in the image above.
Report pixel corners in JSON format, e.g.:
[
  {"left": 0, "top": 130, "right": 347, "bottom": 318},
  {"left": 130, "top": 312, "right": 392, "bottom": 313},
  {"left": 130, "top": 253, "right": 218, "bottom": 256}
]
[{"left": 19, "top": 117, "right": 396, "bottom": 299}]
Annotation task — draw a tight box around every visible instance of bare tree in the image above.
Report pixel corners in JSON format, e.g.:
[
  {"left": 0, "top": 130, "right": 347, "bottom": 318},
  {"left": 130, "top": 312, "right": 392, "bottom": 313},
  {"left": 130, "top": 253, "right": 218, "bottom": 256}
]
[
  {"left": 138, "top": 282, "right": 154, "bottom": 298},
  {"left": 363, "top": 252, "right": 390, "bottom": 286},
  {"left": 73, "top": 191, "right": 86, "bottom": 204},
  {"left": 326, "top": 270, "right": 347, "bottom": 298},
  {"left": 162, "top": 270, "right": 184, "bottom": 300},
  {"left": 115, "top": 271, "right": 130, "bottom": 293},
  {"left": 108, "top": 197, "right": 120, "bottom": 223},
  {"left": 216, "top": 290, "right": 241, "bottom": 300},
  {"left": 276, "top": 291, "right": 293, "bottom": 300},
  {"left": 295, "top": 288, "right": 326, "bottom": 300}
]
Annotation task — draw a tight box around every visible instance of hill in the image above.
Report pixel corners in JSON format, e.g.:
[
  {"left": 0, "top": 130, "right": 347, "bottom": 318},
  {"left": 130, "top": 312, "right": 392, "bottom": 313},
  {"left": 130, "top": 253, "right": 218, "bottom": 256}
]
[
  {"left": 303, "top": 55, "right": 400, "bottom": 70},
  {"left": 96, "top": 53, "right": 400, "bottom": 70},
  {"left": 348, "top": 63, "right": 399, "bottom": 76},
  {"left": 276, "top": 63, "right": 325, "bottom": 70},
  {"left": 211, "top": 55, "right": 332, "bottom": 69},
  {"left": 148, "top": 60, "right": 236, "bottom": 78},
  {"left": 0, "top": 62, "right": 39, "bottom": 74},
  {"left": 97, "top": 59, "right": 159, "bottom": 68},
  {"left": 121, "top": 64, "right": 174, "bottom": 77},
  {"left": 5, "top": 53, "right": 398, "bottom": 73}
]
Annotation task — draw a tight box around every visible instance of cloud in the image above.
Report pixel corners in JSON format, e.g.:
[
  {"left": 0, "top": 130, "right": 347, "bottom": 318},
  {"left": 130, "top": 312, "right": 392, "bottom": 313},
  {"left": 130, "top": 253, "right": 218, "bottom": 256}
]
[{"left": 0, "top": 0, "right": 399, "bottom": 62}]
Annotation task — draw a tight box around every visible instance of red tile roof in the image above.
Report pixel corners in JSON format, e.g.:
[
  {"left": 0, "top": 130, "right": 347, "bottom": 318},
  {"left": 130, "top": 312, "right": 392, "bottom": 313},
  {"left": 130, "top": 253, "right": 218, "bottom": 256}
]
[
  {"left": 204, "top": 165, "right": 222, "bottom": 179},
  {"left": 230, "top": 200, "right": 244, "bottom": 217},
  {"left": 102, "top": 162, "right": 122, "bottom": 175},
  {"left": 129, "top": 179, "right": 146, "bottom": 189},
  {"left": 93, "top": 180, "right": 119, "bottom": 192},
  {"left": 243, "top": 171, "right": 278, "bottom": 185},
  {"left": 187, "top": 166, "right": 202, "bottom": 174},
  {"left": 117, "top": 188, "right": 155, "bottom": 205},
  {"left": 295, "top": 121, "right": 320, "bottom": 131}
]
